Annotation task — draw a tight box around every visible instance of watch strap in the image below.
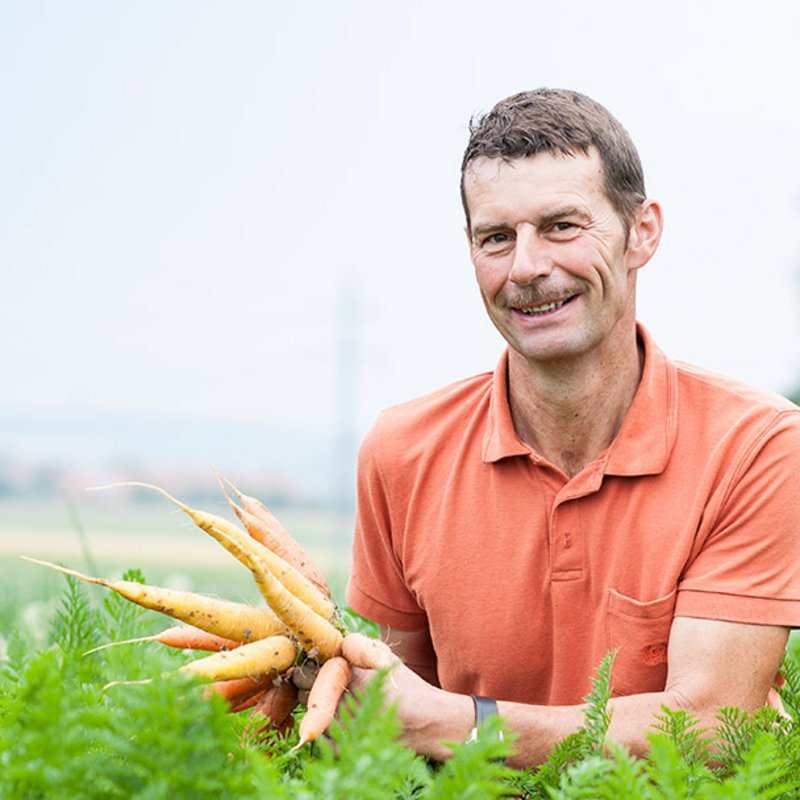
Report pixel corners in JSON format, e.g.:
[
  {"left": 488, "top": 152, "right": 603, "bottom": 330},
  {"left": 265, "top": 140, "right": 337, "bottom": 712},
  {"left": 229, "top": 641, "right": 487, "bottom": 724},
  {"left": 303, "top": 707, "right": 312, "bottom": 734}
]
[{"left": 467, "top": 694, "right": 499, "bottom": 742}]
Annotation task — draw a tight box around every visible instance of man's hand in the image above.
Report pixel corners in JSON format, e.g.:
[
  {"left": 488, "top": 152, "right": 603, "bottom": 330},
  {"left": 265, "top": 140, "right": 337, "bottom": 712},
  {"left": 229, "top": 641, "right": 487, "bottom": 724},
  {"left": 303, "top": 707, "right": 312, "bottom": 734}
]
[{"left": 347, "top": 659, "right": 473, "bottom": 761}]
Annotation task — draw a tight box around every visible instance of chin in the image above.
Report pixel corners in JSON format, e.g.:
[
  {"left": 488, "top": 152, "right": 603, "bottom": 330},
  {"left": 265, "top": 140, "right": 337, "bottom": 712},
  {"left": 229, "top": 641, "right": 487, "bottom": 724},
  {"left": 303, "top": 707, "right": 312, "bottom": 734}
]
[{"left": 509, "top": 334, "right": 593, "bottom": 364}]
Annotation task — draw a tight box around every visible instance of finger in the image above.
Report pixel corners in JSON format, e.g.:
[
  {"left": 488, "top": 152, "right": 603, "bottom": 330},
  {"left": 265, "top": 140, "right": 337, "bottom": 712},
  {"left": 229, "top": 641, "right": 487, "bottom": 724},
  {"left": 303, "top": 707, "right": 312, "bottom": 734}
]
[{"left": 348, "top": 665, "right": 377, "bottom": 691}]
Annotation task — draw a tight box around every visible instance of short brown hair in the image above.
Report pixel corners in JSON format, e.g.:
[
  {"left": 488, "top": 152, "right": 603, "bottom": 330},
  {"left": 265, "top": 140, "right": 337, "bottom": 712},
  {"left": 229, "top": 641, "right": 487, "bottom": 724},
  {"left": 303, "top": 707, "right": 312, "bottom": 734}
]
[{"left": 461, "top": 88, "right": 646, "bottom": 233}]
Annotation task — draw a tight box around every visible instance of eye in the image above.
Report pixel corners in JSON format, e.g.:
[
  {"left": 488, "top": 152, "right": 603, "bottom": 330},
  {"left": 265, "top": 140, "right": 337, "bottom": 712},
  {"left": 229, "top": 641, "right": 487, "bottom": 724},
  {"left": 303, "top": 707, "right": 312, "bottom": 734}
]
[
  {"left": 478, "top": 231, "right": 514, "bottom": 252},
  {"left": 547, "top": 221, "right": 580, "bottom": 240}
]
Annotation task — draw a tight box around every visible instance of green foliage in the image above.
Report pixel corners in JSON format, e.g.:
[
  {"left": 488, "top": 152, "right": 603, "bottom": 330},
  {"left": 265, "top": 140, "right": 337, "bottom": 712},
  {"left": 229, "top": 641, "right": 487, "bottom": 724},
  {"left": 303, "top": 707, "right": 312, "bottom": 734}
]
[
  {"left": 425, "top": 715, "right": 517, "bottom": 799},
  {"left": 651, "top": 706, "right": 711, "bottom": 767},
  {"left": 99, "top": 567, "right": 154, "bottom": 643},
  {"left": 547, "top": 744, "right": 651, "bottom": 799},
  {"left": 0, "top": 626, "right": 29, "bottom": 685},
  {"left": 287, "top": 672, "right": 430, "bottom": 799},
  {"left": 50, "top": 571, "right": 101, "bottom": 655},
  {"left": 696, "top": 733, "right": 797, "bottom": 799},
  {"left": 521, "top": 649, "right": 618, "bottom": 796},
  {"left": 778, "top": 652, "right": 800, "bottom": 719},
  {"left": 4, "top": 580, "right": 800, "bottom": 798},
  {"left": 339, "top": 606, "right": 380, "bottom": 637}
]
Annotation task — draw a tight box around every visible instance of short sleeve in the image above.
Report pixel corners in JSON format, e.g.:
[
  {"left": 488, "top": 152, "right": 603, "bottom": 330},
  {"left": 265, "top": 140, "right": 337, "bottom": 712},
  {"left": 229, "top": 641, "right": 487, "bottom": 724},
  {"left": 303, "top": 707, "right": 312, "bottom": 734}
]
[
  {"left": 345, "top": 419, "right": 428, "bottom": 630},
  {"left": 676, "top": 411, "right": 800, "bottom": 625}
]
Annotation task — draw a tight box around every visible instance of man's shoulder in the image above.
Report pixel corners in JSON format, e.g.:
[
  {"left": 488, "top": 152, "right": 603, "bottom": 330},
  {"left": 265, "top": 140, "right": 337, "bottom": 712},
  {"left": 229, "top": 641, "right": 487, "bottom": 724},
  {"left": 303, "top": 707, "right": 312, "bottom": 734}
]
[
  {"left": 670, "top": 358, "right": 800, "bottom": 457},
  {"left": 673, "top": 359, "right": 799, "bottom": 418}
]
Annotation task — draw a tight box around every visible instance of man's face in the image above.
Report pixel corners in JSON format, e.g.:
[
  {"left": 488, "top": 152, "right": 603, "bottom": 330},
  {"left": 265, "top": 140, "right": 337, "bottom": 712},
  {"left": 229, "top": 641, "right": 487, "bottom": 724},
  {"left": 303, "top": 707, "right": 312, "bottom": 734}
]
[{"left": 464, "top": 149, "right": 649, "bottom": 366}]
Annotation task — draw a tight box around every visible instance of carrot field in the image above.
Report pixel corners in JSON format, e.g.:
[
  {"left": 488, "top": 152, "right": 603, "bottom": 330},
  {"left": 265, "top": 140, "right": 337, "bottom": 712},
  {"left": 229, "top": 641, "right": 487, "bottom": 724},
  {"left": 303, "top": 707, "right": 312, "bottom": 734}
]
[{"left": 4, "top": 494, "right": 800, "bottom": 798}]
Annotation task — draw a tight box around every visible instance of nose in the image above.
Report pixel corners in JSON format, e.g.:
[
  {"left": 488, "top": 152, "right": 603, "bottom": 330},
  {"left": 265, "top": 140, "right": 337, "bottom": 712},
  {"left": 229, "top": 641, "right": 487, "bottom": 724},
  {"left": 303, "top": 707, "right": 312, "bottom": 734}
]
[{"left": 508, "top": 226, "right": 553, "bottom": 285}]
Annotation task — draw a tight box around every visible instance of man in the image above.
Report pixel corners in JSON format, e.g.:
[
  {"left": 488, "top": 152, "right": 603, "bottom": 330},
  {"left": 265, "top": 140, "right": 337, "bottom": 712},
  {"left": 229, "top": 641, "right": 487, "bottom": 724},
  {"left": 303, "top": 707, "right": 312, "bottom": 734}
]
[{"left": 344, "top": 88, "right": 800, "bottom": 767}]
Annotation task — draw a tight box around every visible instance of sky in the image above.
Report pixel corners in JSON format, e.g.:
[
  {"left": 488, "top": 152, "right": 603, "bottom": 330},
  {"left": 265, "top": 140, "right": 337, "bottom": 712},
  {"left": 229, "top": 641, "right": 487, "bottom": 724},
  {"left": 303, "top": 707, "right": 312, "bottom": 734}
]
[{"left": 2, "top": 1, "right": 799, "bottom": 482}]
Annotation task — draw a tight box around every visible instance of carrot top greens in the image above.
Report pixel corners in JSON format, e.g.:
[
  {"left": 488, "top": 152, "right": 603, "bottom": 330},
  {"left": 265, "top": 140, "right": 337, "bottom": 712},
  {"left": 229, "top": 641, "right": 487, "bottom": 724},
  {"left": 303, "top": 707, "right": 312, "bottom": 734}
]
[{"left": 5, "top": 568, "right": 800, "bottom": 798}]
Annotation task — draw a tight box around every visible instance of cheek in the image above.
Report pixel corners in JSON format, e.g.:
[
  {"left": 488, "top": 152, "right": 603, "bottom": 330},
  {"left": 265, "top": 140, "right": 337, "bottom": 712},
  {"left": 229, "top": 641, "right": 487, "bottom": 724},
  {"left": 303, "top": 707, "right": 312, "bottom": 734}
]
[
  {"left": 567, "top": 242, "right": 620, "bottom": 284},
  {"left": 472, "top": 256, "right": 507, "bottom": 297}
]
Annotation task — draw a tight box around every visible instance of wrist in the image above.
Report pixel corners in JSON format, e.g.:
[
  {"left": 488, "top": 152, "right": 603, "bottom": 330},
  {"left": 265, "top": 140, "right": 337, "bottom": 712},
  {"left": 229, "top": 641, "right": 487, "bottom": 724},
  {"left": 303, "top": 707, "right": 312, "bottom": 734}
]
[
  {"left": 467, "top": 695, "right": 500, "bottom": 742},
  {"left": 415, "top": 688, "right": 474, "bottom": 761}
]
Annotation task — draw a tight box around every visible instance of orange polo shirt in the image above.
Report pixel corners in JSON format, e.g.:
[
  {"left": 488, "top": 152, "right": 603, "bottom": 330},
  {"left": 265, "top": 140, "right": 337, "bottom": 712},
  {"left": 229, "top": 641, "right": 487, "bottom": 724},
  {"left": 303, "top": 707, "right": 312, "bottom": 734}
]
[{"left": 346, "top": 325, "right": 800, "bottom": 705}]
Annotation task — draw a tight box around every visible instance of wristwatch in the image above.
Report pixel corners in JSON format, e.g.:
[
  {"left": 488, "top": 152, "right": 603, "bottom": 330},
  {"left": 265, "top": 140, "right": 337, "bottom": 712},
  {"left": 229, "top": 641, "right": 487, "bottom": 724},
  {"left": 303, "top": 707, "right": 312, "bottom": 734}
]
[{"left": 466, "top": 694, "right": 502, "bottom": 742}]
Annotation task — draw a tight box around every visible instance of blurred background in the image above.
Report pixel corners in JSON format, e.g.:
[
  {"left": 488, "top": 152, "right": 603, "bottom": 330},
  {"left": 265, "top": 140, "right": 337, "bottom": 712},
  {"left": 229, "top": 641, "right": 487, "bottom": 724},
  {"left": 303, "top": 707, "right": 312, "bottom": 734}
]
[{"left": 2, "top": 1, "right": 799, "bottom": 621}]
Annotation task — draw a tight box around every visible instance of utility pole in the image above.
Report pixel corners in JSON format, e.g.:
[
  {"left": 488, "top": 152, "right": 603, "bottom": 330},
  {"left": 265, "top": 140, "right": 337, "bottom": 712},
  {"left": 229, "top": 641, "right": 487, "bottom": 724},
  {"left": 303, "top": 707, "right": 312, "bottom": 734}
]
[{"left": 332, "top": 273, "right": 359, "bottom": 539}]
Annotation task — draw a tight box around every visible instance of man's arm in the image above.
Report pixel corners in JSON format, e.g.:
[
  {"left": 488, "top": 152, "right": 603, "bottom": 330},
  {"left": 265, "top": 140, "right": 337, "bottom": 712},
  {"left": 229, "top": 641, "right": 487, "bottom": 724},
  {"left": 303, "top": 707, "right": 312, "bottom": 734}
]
[{"left": 350, "top": 617, "right": 789, "bottom": 768}]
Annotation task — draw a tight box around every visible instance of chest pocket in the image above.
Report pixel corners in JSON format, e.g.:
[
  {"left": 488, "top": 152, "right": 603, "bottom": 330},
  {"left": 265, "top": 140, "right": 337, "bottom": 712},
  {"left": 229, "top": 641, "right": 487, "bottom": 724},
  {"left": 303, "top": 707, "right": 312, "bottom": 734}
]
[{"left": 606, "top": 588, "right": 677, "bottom": 697}]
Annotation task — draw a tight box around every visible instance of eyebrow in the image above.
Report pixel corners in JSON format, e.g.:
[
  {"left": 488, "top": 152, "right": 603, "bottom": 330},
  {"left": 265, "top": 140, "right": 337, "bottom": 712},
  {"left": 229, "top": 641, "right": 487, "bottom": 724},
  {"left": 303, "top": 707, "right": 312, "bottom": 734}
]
[
  {"left": 538, "top": 206, "right": 592, "bottom": 227},
  {"left": 470, "top": 222, "right": 507, "bottom": 241}
]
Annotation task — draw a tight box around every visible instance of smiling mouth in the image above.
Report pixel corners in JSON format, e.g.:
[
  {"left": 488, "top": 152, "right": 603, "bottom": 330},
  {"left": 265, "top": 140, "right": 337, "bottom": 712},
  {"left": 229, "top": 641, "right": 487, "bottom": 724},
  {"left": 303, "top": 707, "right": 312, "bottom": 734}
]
[{"left": 517, "top": 295, "right": 576, "bottom": 315}]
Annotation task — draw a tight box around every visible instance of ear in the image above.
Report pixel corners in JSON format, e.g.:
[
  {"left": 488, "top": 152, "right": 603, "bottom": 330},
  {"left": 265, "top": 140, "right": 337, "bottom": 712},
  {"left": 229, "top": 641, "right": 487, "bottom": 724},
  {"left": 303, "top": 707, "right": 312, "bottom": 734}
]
[{"left": 625, "top": 199, "right": 663, "bottom": 270}]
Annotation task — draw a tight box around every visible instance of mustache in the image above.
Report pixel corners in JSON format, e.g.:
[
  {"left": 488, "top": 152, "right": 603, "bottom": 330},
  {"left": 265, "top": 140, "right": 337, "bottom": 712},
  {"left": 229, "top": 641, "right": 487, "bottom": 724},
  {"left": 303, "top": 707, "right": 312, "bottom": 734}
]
[{"left": 496, "top": 283, "right": 583, "bottom": 309}]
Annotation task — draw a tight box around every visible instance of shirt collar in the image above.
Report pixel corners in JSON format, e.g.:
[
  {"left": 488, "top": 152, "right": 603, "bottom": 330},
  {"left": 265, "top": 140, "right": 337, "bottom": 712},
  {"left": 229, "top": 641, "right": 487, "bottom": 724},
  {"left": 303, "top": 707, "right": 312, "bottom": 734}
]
[
  {"left": 481, "top": 323, "right": 678, "bottom": 477},
  {"left": 604, "top": 323, "right": 677, "bottom": 476},
  {"left": 481, "top": 349, "right": 532, "bottom": 462}
]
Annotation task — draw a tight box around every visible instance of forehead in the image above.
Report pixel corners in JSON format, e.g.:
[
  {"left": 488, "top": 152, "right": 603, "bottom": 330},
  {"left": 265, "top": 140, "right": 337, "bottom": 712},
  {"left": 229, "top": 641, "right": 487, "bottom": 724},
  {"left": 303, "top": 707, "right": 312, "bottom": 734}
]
[{"left": 463, "top": 149, "right": 609, "bottom": 222}]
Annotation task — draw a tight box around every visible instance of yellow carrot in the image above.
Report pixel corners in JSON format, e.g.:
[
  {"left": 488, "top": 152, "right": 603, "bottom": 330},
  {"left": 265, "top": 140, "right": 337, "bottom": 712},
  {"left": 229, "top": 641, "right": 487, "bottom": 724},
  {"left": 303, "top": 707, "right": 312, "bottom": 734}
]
[
  {"left": 216, "top": 473, "right": 331, "bottom": 598},
  {"left": 22, "top": 556, "right": 285, "bottom": 643},
  {"left": 94, "top": 481, "right": 335, "bottom": 622},
  {"left": 251, "top": 563, "right": 343, "bottom": 662},
  {"left": 207, "top": 517, "right": 339, "bottom": 631},
  {"left": 181, "top": 635, "right": 297, "bottom": 682}
]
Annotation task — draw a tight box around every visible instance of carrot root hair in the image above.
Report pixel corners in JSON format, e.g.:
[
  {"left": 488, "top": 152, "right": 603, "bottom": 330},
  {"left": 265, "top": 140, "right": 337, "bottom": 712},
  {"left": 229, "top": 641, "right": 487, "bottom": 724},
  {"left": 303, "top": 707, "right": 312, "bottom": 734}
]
[
  {"left": 21, "top": 556, "right": 106, "bottom": 587},
  {"left": 102, "top": 678, "right": 153, "bottom": 691},
  {"left": 83, "top": 636, "right": 157, "bottom": 656}
]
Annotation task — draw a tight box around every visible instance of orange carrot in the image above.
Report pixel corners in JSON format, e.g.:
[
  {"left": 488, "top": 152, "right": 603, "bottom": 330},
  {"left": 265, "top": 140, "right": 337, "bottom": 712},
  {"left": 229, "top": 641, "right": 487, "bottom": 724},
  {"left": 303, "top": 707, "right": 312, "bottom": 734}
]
[
  {"left": 229, "top": 687, "right": 269, "bottom": 714},
  {"left": 295, "top": 656, "right": 351, "bottom": 747},
  {"left": 181, "top": 635, "right": 297, "bottom": 682},
  {"left": 217, "top": 474, "right": 331, "bottom": 598},
  {"left": 21, "top": 557, "right": 285, "bottom": 643},
  {"left": 341, "top": 633, "right": 398, "bottom": 670},
  {"left": 205, "top": 673, "right": 274, "bottom": 708},
  {"left": 277, "top": 713, "right": 296, "bottom": 737},
  {"left": 96, "top": 481, "right": 335, "bottom": 622},
  {"left": 251, "top": 680, "right": 300, "bottom": 729},
  {"left": 84, "top": 625, "right": 242, "bottom": 656}
]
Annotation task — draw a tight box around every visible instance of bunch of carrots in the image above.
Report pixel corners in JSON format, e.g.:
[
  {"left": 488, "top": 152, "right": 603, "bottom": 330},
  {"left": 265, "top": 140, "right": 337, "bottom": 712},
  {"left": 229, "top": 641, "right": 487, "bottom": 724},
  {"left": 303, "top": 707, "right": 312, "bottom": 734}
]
[{"left": 22, "top": 476, "right": 396, "bottom": 750}]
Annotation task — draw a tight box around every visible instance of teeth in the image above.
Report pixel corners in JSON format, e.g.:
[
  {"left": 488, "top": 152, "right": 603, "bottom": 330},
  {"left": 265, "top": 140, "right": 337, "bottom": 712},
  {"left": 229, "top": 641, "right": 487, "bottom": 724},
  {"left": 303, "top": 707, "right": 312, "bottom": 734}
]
[{"left": 520, "top": 298, "right": 569, "bottom": 315}]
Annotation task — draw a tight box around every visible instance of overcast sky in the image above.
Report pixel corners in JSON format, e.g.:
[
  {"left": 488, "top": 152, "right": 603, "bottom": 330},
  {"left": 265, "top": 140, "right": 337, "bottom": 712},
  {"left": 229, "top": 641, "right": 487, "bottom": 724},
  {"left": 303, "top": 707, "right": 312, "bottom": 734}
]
[{"left": 3, "top": 1, "right": 799, "bottom": 456}]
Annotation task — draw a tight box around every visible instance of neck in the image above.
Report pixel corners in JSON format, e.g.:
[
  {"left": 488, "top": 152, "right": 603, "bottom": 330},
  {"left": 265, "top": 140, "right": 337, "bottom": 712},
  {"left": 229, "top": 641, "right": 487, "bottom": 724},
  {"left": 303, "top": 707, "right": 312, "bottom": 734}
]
[{"left": 507, "top": 327, "right": 644, "bottom": 478}]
